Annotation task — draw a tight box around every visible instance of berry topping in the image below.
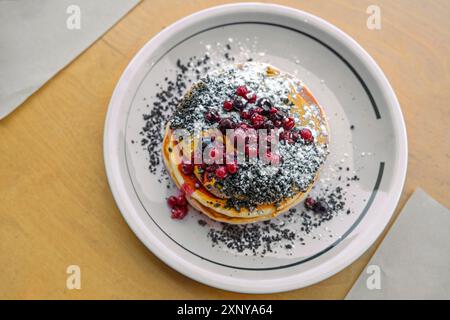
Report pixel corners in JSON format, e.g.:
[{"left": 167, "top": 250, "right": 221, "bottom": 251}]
[
  {"left": 250, "top": 113, "right": 265, "bottom": 128},
  {"left": 240, "top": 110, "right": 250, "bottom": 119},
  {"left": 273, "top": 119, "right": 282, "bottom": 128},
  {"left": 176, "top": 194, "right": 187, "bottom": 207},
  {"left": 246, "top": 93, "right": 257, "bottom": 104},
  {"left": 226, "top": 162, "right": 238, "bottom": 174},
  {"left": 304, "top": 197, "right": 316, "bottom": 210},
  {"left": 270, "top": 110, "right": 286, "bottom": 122},
  {"left": 279, "top": 130, "right": 291, "bottom": 143},
  {"left": 223, "top": 100, "right": 233, "bottom": 111},
  {"left": 236, "top": 85, "right": 249, "bottom": 97},
  {"left": 167, "top": 196, "right": 178, "bottom": 208},
  {"left": 204, "top": 111, "right": 220, "bottom": 122},
  {"left": 269, "top": 107, "right": 278, "bottom": 114},
  {"left": 171, "top": 206, "right": 188, "bottom": 220},
  {"left": 251, "top": 107, "right": 264, "bottom": 115},
  {"left": 239, "top": 122, "right": 250, "bottom": 130},
  {"left": 283, "top": 117, "right": 295, "bottom": 130},
  {"left": 218, "top": 118, "right": 235, "bottom": 133},
  {"left": 300, "top": 128, "right": 314, "bottom": 143},
  {"left": 215, "top": 166, "right": 228, "bottom": 179}
]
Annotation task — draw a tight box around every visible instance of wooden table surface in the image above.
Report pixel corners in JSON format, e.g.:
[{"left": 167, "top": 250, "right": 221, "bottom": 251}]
[{"left": 1, "top": 0, "right": 449, "bottom": 299}]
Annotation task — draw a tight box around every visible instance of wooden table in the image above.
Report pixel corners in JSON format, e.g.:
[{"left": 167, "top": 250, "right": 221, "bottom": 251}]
[{"left": 1, "top": 0, "right": 449, "bottom": 299}]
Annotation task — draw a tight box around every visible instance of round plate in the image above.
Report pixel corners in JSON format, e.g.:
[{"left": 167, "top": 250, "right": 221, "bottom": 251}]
[{"left": 104, "top": 3, "right": 407, "bottom": 293}]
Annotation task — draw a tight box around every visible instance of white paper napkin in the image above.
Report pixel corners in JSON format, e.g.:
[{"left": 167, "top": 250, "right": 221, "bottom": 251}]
[
  {"left": 346, "top": 188, "right": 450, "bottom": 299},
  {"left": 0, "top": 0, "right": 139, "bottom": 119}
]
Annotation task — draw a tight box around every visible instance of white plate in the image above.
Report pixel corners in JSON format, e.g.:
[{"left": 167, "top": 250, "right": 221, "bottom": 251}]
[{"left": 104, "top": 3, "right": 407, "bottom": 293}]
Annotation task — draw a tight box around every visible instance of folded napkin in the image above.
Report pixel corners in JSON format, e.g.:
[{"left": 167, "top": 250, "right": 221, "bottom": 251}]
[
  {"left": 0, "top": 0, "right": 139, "bottom": 119},
  {"left": 346, "top": 188, "right": 450, "bottom": 299}
]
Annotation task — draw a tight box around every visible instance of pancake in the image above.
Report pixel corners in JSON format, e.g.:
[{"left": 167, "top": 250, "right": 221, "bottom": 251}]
[{"left": 163, "top": 62, "right": 329, "bottom": 224}]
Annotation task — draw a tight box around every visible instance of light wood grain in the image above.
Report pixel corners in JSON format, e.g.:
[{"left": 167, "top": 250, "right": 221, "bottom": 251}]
[{"left": 0, "top": 0, "right": 449, "bottom": 299}]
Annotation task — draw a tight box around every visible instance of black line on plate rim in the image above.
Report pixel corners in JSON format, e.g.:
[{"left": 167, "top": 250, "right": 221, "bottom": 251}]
[
  {"left": 123, "top": 21, "right": 384, "bottom": 270},
  {"left": 127, "top": 155, "right": 384, "bottom": 270},
  {"left": 148, "top": 21, "right": 381, "bottom": 119}
]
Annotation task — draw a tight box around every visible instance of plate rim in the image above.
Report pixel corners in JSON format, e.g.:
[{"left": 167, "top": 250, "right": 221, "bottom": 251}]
[{"left": 103, "top": 2, "right": 408, "bottom": 293}]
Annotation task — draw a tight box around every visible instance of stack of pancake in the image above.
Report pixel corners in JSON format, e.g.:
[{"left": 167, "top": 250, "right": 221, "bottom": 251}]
[{"left": 162, "top": 63, "right": 329, "bottom": 224}]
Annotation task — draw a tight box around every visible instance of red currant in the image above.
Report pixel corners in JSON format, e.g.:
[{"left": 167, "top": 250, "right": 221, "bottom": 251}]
[
  {"left": 236, "top": 86, "right": 248, "bottom": 97},
  {"left": 226, "top": 163, "right": 238, "bottom": 174},
  {"left": 223, "top": 100, "right": 233, "bottom": 111},
  {"left": 215, "top": 166, "right": 228, "bottom": 179},
  {"left": 283, "top": 117, "right": 295, "bottom": 131},
  {"left": 300, "top": 128, "right": 314, "bottom": 143}
]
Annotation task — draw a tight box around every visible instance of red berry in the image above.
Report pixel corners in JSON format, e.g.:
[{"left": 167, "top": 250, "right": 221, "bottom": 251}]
[
  {"left": 171, "top": 207, "right": 188, "bottom": 219},
  {"left": 223, "top": 100, "right": 234, "bottom": 111},
  {"left": 252, "top": 107, "right": 264, "bottom": 114},
  {"left": 291, "top": 131, "right": 299, "bottom": 142},
  {"left": 300, "top": 128, "right": 314, "bottom": 143},
  {"left": 305, "top": 197, "right": 316, "bottom": 210},
  {"left": 176, "top": 194, "right": 187, "bottom": 207},
  {"left": 251, "top": 113, "right": 265, "bottom": 128},
  {"left": 167, "top": 196, "right": 178, "bottom": 208},
  {"left": 215, "top": 166, "right": 228, "bottom": 179},
  {"left": 273, "top": 120, "right": 282, "bottom": 128},
  {"left": 269, "top": 107, "right": 278, "bottom": 114},
  {"left": 240, "top": 111, "right": 250, "bottom": 119},
  {"left": 239, "top": 122, "right": 250, "bottom": 130},
  {"left": 181, "top": 163, "right": 194, "bottom": 175},
  {"left": 204, "top": 111, "right": 220, "bottom": 122},
  {"left": 283, "top": 117, "right": 295, "bottom": 131},
  {"left": 246, "top": 93, "right": 257, "bottom": 104},
  {"left": 279, "top": 130, "right": 291, "bottom": 142},
  {"left": 226, "top": 163, "right": 238, "bottom": 174},
  {"left": 236, "top": 86, "right": 248, "bottom": 97}
]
